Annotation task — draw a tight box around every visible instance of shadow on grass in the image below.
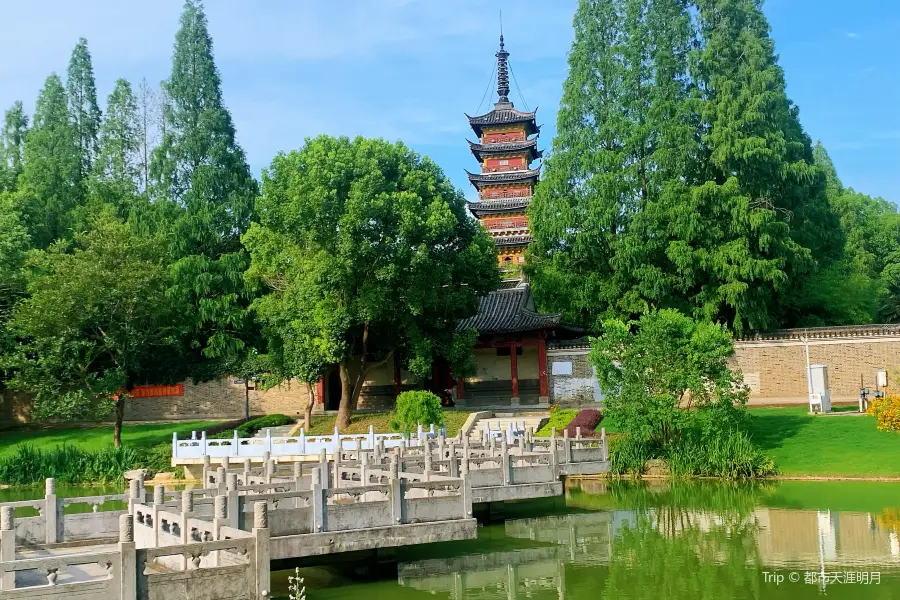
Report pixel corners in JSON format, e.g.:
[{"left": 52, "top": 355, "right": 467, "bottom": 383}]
[{"left": 746, "top": 411, "right": 810, "bottom": 451}]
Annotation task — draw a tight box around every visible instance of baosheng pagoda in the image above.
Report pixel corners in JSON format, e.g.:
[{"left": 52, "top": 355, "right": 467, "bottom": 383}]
[{"left": 455, "top": 34, "right": 578, "bottom": 407}]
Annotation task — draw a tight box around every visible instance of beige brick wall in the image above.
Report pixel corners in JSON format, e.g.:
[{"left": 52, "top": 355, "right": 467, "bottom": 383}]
[{"left": 732, "top": 337, "right": 900, "bottom": 404}]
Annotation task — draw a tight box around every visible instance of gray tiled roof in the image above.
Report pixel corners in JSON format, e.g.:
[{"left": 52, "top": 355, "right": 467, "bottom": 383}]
[
  {"left": 468, "top": 139, "right": 542, "bottom": 161},
  {"left": 493, "top": 234, "right": 534, "bottom": 247},
  {"left": 468, "top": 196, "right": 532, "bottom": 215},
  {"left": 466, "top": 168, "right": 540, "bottom": 187},
  {"left": 465, "top": 105, "right": 540, "bottom": 137},
  {"left": 458, "top": 283, "right": 561, "bottom": 334}
]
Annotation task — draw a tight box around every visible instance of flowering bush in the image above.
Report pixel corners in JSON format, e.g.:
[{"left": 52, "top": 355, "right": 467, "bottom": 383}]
[
  {"left": 564, "top": 408, "right": 604, "bottom": 437},
  {"left": 869, "top": 395, "right": 900, "bottom": 432}
]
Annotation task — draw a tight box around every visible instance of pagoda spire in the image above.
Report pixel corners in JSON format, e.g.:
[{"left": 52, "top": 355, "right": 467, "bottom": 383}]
[{"left": 495, "top": 34, "right": 511, "bottom": 105}]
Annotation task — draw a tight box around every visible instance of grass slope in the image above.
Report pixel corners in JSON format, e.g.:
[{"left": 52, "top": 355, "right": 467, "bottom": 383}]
[
  {"left": 303, "top": 410, "right": 471, "bottom": 437},
  {"left": 0, "top": 421, "right": 221, "bottom": 458}
]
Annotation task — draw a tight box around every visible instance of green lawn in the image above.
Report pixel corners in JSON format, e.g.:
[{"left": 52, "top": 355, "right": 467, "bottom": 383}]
[
  {"left": 0, "top": 421, "right": 222, "bottom": 458},
  {"left": 747, "top": 406, "right": 900, "bottom": 476},
  {"left": 303, "top": 410, "right": 472, "bottom": 437}
]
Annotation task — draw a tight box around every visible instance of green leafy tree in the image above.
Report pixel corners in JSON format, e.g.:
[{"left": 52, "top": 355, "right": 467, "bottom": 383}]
[
  {"left": 67, "top": 37, "right": 102, "bottom": 177},
  {"left": 590, "top": 310, "right": 748, "bottom": 447},
  {"left": 3, "top": 210, "right": 177, "bottom": 446},
  {"left": 0, "top": 196, "right": 30, "bottom": 385},
  {"left": 18, "top": 74, "right": 82, "bottom": 247},
  {"left": 0, "top": 101, "right": 29, "bottom": 191},
  {"left": 149, "top": 0, "right": 259, "bottom": 379},
  {"left": 390, "top": 390, "right": 444, "bottom": 434},
  {"left": 243, "top": 136, "right": 498, "bottom": 429}
]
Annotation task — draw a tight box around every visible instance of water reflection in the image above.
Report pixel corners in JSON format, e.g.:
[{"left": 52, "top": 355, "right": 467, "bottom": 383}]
[{"left": 395, "top": 480, "right": 900, "bottom": 600}]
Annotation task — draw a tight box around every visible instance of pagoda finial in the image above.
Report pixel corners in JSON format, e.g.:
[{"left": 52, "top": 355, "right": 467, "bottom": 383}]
[{"left": 496, "top": 33, "right": 511, "bottom": 105}]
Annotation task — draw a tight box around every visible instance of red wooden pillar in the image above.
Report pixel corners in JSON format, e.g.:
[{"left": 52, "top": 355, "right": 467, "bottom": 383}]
[
  {"left": 510, "top": 341, "right": 519, "bottom": 400},
  {"left": 393, "top": 359, "right": 402, "bottom": 398},
  {"left": 538, "top": 337, "right": 549, "bottom": 400},
  {"left": 316, "top": 377, "right": 325, "bottom": 405}
]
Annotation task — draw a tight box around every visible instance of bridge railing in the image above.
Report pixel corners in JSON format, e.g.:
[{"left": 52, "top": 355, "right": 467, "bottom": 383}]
[{"left": 173, "top": 424, "right": 443, "bottom": 460}]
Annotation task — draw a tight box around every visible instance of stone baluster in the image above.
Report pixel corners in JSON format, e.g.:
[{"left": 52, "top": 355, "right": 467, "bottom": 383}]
[
  {"left": 181, "top": 490, "right": 194, "bottom": 515},
  {"left": 319, "top": 449, "right": 329, "bottom": 489},
  {"left": 526, "top": 427, "right": 534, "bottom": 452},
  {"left": 253, "top": 501, "right": 268, "bottom": 530},
  {"left": 501, "top": 438, "right": 510, "bottom": 486},
  {"left": 332, "top": 445, "right": 342, "bottom": 489},
  {"left": 576, "top": 427, "right": 582, "bottom": 450},
  {"left": 202, "top": 455, "right": 212, "bottom": 486},
  {"left": 423, "top": 440, "right": 433, "bottom": 481},
  {"left": 516, "top": 435, "right": 525, "bottom": 455},
  {"left": 311, "top": 467, "right": 324, "bottom": 533},
  {"left": 1, "top": 506, "right": 14, "bottom": 590},
  {"left": 221, "top": 455, "right": 230, "bottom": 472},
  {"left": 389, "top": 457, "right": 403, "bottom": 525},
  {"left": 117, "top": 513, "right": 137, "bottom": 600},
  {"left": 563, "top": 429, "right": 572, "bottom": 464},
  {"left": 243, "top": 458, "right": 252, "bottom": 484},
  {"left": 153, "top": 484, "right": 165, "bottom": 506},
  {"left": 214, "top": 495, "right": 227, "bottom": 522},
  {"left": 262, "top": 450, "right": 271, "bottom": 466},
  {"left": 448, "top": 442, "right": 458, "bottom": 477},
  {"left": 601, "top": 427, "right": 609, "bottom": 462},
  {"left": 293, "top": 460, "right": 303, "bottom": 491},
  {"left": 438, "top": 432, "right": 446, "bottom": 462},
  {"left": 216, "top": 466, "right": 227, "bottom": 496},
  {"left": 360, "top": 451, "right": 369, "bottom": 487},
  {"left": 44, "top": 477, "right": 59, "bottom": 544},
  {"left": 253, "top": 503, "right": 271, "bottom": 600},
  {"left": 266, "top": 459, "right": 276, "bottom": 484}
]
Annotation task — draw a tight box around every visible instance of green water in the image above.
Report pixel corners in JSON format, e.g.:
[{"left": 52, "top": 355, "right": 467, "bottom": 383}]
[{"left": 271, "top": 479, "right": 900, "bottom": 599}]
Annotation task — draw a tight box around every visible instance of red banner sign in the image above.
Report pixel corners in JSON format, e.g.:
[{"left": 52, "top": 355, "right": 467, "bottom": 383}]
[{"left": 130, "top": 384, "right": 184, "bottom": 398}]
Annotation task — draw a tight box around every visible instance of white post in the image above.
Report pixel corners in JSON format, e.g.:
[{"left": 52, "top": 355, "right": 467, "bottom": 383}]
[
  {"left": 265, "top": 428, "right": 273, "bottom": 454},
  {"left": 417, "top": 424, "right": 424, "bottom": 444},
  {"left": 601, "top": 427, "right": 609, "bottom": 462},
  {"left": 45, "top": 477, "right": 58, "bottom": 544},
  {"left": 1, "top": 506, "right": 15, "bottom": 591},
  {"left": 201, "top": 430, "right": 208, "bottom": 456},
  {"left": 369, "top": 425, "right": 376, "bottom": 450},
  {"left": 233, "top": 429, "right": 240, "bottom": 456},
  {"left": 172, "top": 432, "right": 178, "bottom": 459},
  {"left": 300, "top": 428, "right": 306, "bottom": 454}
]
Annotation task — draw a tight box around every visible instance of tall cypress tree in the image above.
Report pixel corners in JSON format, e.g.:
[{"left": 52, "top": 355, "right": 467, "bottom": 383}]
[
  {"left": 18, "top": 74, "right": 82, "bottom": 247},
  {"left": 692, "top": 0, "right": 842, "bottom": 329},
  {"left": 528, "top": 0, "right": 698, "bottom": 328},
  {"left": 67, "top": 38, "right": 102, "bottom": 178},
  {"left": 93, "top": 78, "right": 141, "bottom": 207},
  {"left": 150, "top": 0, "right": 258, "bottom": 376},
  {"left": 0, "top": 101, "right": 29, "bottom": 191}
]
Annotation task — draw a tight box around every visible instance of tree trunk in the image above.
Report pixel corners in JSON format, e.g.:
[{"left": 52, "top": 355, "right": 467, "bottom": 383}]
[
  {"left": 304, "top": 382, "right": 315, "bottom": 432},
  {"left": 336, "top": 361, "right": 353, "bottom": 430},
  {"left": 244, "top": 381, "right": 250, "bottom": 420},
  {"left": 113, "top": 396, "right": 125, "bottom": 448}
]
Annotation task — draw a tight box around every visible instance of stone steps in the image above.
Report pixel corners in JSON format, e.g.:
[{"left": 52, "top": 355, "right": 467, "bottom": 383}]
[{"left": 468, "top": 414, "right": 547, "bottom": 440}]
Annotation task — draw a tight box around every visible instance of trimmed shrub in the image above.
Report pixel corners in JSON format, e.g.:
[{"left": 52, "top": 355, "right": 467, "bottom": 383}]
[
  {"left": 869, "top": 395, "right": 900, "bottom": 432},
  {"left": 564, "top": 408, "right": 604, "bottom": 437},
  {"left": 390, "top": 391, "right": 444, "bottom": 434},
  {"left": 205, "top": 419, "right": 249, "bottom": 437},
  {"left": 210, "top": 414, "right": 295, "bottom": 439}
]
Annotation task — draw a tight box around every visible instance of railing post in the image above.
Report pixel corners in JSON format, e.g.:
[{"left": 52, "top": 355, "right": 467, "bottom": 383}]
[
  {"left": 311, "top": 468, "right": 324, "bottom": 533},
  {"left": 181, "top": 489, "right": 194, "bottom": 515},
  {"left": 501, "top": 438, "right": 510, "bottom": 486},
  {"left": 222, "top": 455, "right": 230, "bottom": 472},
  {"left": 448, "top": 442, "right": 458, "bottom": 477},
  {"left": 172, "top": 431, "right": 178, "bottom": 460},
  {"left": 526, "top": 427, "right": 534, "bottom": 452},
  {"left": 128, "top": 476, "right": 143, "bottom": 514},
  {"left": 226, "top": 473, "right": 240, "bottom": 528},
  {"left": 417, "top": 424, "right": 423, "bottom": 445},
  {"left": 369, "top": 425, "right": 376, "bottom": 450},
  {"left": 601, "top": 427, "right": 609, "bottom": 462},
  {"left": 216, "top": 467, "right": 227, "bottom": 496},
  {"left": 438, "top": 431, "right": 446, "bottom": 463},
  {"left": 319, "top": 449, "right": 329, "bottom": 489},
  {"left": 550, "top": 429, "right": 559, "bottom": 479},
  {"left": 333, "top": 444, "right": 342, "bottom": 489},
  {"left": 243, "top": 458, "right": 252, "bottom": 485},
  {"left": 201, "top": 430, "right": 208, "bottom": 456},
  {"left": 45, "top": 477, "right": 59, "bottom": 544},
  {"left": 252, "top": 502, "right": 271, "bottom": 600},
  {"left": 1, "top": 506, "right": 14, "bottom": 591},
  {"left": 460, "top": 471, "right": 472, "bottom": 519},
  {"left": 389, "top": 461, "right": 404, "bottom": 525},
  {"left": 300, "top": 428, "right": 307, "bottom": 455},
  {"left": 563, "top": 429, "right": 572, "bottom": 464},
  {"left": 423, "top": 439, "right": 433, "bottom": 480},
  {"left": 118, "top": 514, "right": 136, "bottom": 600},
  {"left": 233, "top": 430, "right": 240, "bottom": 457},
  {"left": 265, "top": 428, "right": 273, "bottom": 454},
  {"left": 202, "top": 455, "right": 211, "bottom": 487},
  {"left": 152, "top": 484, "right": 165, "bottom": 548}
]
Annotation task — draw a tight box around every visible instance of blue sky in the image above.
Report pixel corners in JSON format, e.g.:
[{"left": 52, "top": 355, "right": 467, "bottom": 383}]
[{"left": 1, "top": 0, "right": 897, "bottom": 202}]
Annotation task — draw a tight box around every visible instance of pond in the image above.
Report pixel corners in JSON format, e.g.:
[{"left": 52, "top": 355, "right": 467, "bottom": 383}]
[{"left": 271, "top": 478, "right": 900, "bottom": 599}]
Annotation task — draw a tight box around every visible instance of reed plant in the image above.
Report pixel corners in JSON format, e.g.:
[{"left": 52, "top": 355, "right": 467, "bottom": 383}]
[{"left": 0, "top": 444, "right": 137, "bottom": 485}]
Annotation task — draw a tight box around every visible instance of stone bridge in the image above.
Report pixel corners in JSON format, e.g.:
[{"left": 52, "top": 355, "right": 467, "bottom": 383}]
[{"left": 0, "top": 427, "right": 609, "bottom": 600}]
